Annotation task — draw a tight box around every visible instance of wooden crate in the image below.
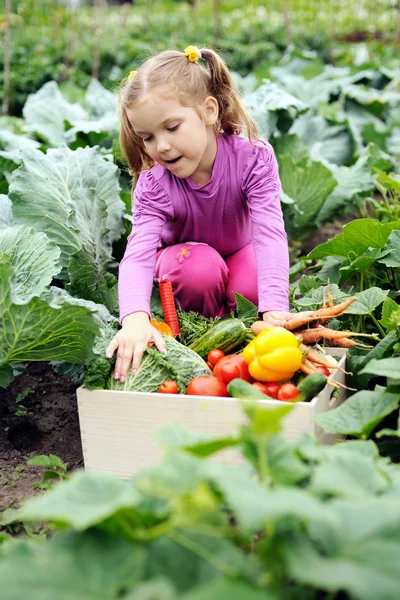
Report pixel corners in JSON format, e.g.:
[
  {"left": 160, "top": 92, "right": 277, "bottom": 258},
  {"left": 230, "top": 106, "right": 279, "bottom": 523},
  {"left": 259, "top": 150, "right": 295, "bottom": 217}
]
[{"left": 77, "top": 349, "right": 347, "bottom": 478}]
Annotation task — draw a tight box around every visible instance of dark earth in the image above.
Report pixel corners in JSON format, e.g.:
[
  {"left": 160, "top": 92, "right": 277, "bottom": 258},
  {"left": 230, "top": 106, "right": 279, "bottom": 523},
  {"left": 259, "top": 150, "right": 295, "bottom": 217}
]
[{"left": 0, "top": 363, "right": 83, "bottom": 509}]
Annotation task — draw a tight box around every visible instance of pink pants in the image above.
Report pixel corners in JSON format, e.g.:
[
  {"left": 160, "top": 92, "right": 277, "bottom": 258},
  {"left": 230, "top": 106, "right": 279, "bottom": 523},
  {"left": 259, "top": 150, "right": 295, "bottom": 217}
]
[{"left": 154, "top": 242, "right": 258, "bottom": 318}]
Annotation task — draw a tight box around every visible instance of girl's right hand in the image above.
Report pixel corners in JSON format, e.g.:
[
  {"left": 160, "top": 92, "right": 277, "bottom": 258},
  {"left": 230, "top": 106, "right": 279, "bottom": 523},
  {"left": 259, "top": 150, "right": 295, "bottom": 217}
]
[{"left": 106, "top": 312, "right": 167, "bottom": 383}]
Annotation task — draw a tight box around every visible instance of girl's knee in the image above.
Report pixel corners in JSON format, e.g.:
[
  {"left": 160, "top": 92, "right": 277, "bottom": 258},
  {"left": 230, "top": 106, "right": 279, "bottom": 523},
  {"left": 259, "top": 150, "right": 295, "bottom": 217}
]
[{"left": 178, "top": 244, "right": 228, "bottom": 292}]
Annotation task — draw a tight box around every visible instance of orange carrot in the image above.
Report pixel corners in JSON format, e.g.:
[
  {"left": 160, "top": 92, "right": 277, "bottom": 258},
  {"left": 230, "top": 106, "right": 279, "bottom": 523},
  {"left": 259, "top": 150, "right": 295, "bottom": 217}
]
[
  {"left": 300, "top": 343, "right": 351, "bottom": 375},
  {"left": 284, "top": 296, "right": 357, "bottom": 331},
  {"left": 159, "top": 279, "right": 181, "bottom": 337},
  {"left": 296, "top": 327, "right": 376, "bottom": 344},
  {"left": 331, "top": 338, "right": 373, "bottom": 349}
]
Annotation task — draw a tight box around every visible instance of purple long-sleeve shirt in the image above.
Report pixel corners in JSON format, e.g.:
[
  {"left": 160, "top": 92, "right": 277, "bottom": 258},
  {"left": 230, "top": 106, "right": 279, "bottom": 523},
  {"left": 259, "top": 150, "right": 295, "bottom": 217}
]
[{"left": 119, "top": 133, "right": 289, "bottom": 321}]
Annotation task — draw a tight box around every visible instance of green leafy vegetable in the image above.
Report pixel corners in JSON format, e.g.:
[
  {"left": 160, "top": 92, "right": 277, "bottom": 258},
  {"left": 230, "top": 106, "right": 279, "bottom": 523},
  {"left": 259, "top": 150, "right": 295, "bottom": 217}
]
[{"left": 108, "top": 336, "right": 211, "bottom": 393}]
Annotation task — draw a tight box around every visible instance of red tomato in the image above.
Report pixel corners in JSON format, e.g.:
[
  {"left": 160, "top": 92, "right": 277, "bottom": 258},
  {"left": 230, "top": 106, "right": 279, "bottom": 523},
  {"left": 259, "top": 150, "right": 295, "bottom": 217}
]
[
  {"left": 207, "top": 349, "right": 225, "bottom": 366},
  {"left": 263, "top": 382, "right": 281, "bottom": 399},
  {"left": 277, "top": 383, "right": 299, "bottom": 402},
  {"left": 206, "top": 361, "right": 214, "bottom": 371},
  {"left": 186, "top": 376, "right": 228, "bottom": 397},
  {"left": 213, "top": 354, "right": 252, "bottom": 384},
  {"left": 251, "top": 382, "right": 269, "bottom": 393},
  {"left": 158, "top": 380, "right": 179, "bottom": 394},
  {"left": 315, "top": 365, "right": 330, "bottom": 377}
]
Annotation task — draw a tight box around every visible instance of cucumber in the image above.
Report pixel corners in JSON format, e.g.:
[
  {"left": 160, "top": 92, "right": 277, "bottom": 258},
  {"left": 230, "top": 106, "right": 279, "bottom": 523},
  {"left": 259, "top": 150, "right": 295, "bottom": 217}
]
[
  {"left": 228, "top": 372, "right": 327, "bottom": 403},
  {"left": 297, "top": 371, "right": 327, "bottom": 402},
  {"left": 188, "top": 318, "right": 247, "bottom": 359},
  {"left": 227, "top": 378, "right": 276, "bottom": 401}
]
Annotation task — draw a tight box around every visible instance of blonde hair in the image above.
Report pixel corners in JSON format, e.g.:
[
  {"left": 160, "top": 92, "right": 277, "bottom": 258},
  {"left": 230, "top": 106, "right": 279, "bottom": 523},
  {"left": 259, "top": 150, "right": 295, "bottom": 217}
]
[{"left": 118, "top": 48, "right": 259, "bottom": 184}]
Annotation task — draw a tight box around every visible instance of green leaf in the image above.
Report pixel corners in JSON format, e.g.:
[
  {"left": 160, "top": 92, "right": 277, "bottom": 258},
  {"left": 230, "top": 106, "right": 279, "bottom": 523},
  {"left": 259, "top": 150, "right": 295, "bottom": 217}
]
[
  {"left": 266, "top": 435, "right": 311, "bottom": 485},
  {"left": 285, "top": 523, "right": 400, "bottom": 600},
  {"left": 179, "top": 578, "right": 276, "bottom": 600},
  {"left": 274, "top": 133, "right": 309, "bottom": 164},
  {"left": 0, "top": 225, "right": 61, "bottom": 302},
  {"left": 23, "top": 80, "right": 86, "bottom": 146},
  {"left": 233, "top": 292, "right": 258, "bottom": 323},
  {"left": 291, "top": 283, "right": 347, "bottom": 311},
  {"left": 380, "top": 297, "right": 400, "bottom": 331},
  {"left": 314, "top": 388, "right": 400, "bottom": 438},
  {"left": 9, "top": 146, "right": 124, "bottom": 273},
  {"left": 0, "top": 195, "right": 13, "bottom": 229},
  {"left": 343, "top": 287, "right": 389, "bottom": 315},
  {"left": 360, "top": 358, "right": 400, "bottom": 380},
  {"left": 245, "top": 79, "right": 308, "bottom": 138},
  {"left": 204, "top": 462, "right": 334, "bottom": 533},
  {"left": 0, "top": 363, "right": 14, "bottom": 387},
  {"left": 0, "top": 530, "right": 147, "bottom": 600},
  {"left": 335, "top": 440, "right": 379, "bottom": 458},
  {"left": 378, "top": 230, "right": 400, "bottom": 268},
  {"left": 146, "top": 532, "right": 260, "bottom": 592},
  {"left": 279, "top": 154, "right": 337, "bottom": 231},
  {"left": 316, "top": 144, "right": 378, "bottom": 225},
  {"left": 308, "top": 218, "right": 400, "bottom": 260},
  {"left": 157, "top": 423, "right": 240, "bottom": 458},
  {"left": 0, "top": 259, "right": 99, "bottom": 366},
  {"left": 290, "top": 114, "right": 353, "bottom": 166},
  {"left": 20, "top": 470, "right": 142, "bottom": 530},
  {"left": 310, "top": 452, "right": 389, "bottom": 498},
  {"left": 123, "top": 578, "right": 176, "bottom": 600}
]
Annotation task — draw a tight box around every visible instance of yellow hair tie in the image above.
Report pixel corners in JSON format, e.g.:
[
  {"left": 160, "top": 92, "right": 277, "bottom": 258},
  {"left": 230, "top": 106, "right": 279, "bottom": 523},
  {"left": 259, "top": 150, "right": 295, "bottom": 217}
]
[
  {"left": 127, "top": 70, "right": 137, "bottom": 81},
  {"left": 184, "top": 45, "right": 201, "bottom": 63}
]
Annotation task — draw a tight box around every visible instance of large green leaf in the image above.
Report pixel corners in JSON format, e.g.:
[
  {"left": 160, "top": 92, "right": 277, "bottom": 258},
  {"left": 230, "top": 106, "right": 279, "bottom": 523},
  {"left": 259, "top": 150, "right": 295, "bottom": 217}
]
[
  {"left": 0, "top": 194, "right": 12, "bottom": 229},
  {"left": 0, "top": 225, "right": 61, "bottom": 302},
  {"left": 245, "top": 79, "right": 308, "bottom": 137},
  {"left": 279, "top": 154, "right": 337, "bottom": 231},
  {"left": 9, "top": 146, "right": 124, "bottom": 308},
  {"left": 285, "top": 512, "right": 400, "bottom": 600},
  {"left": 316, "top": 145, "right": 378, "bottom": 226},
  {"left": 378, "top": 230, "right": 400, "bottom": 268},
  {"left": 290, "top": 114, "right": 353, "bottom": 166},
  {"left": 343, "top": 287, "right": 389, "bottom": 315},
  {"left": 179, "top": 578, "right": 277, "bottom": 600},
  {"left": 23, "top": 81, "right": 87, "bottom": 146},
  {"left": 308, "top": 218, "right": 400, "bottom": 260},
  {"left": 309, "top": 452, "right": 389, "bottom": 498},
  {"left": 271, "top": 64, "right": 377, "bottom": 108},
  {"left": 314, "top": 388, "right": 400, "bottom": 438},
  {"left": 359, "top": 358, "right": 400, "bottom": 380},
  {"left": 0, "top": 530, "right": 147, "bottom": 600},
  {"left": 20, "top": 471, "right": 142, "bottom": 530},
  {"left": 145, "top": 533, "right": 260, "bottom": 592},
  {"left": 204, "top": 462, "right": 334, "bottom": 533},
  {"left": 65, "top": 79, "right": 118, "bottom": 144},
  {"left": 0, "top": 258, "right": 99, "bottom": 370}
]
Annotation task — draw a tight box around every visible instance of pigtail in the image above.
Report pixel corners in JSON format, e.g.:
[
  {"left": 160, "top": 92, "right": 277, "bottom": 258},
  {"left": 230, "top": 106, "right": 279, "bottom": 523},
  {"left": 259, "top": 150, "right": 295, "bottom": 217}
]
[{"left": 200, "top": 48, "right": 259, "bottom": 142}]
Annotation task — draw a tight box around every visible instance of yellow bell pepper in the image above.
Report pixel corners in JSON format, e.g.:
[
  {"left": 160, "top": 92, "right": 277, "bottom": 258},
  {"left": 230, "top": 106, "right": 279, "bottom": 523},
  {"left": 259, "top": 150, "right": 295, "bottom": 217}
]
[{"left": 243, "top": 327, "right": 302, "bottom": 382}]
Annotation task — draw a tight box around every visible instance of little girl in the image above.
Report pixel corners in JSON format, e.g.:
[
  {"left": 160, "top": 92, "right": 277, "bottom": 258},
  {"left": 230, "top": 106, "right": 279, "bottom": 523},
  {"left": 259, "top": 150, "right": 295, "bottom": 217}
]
[{"left": 107, "top": 46, "right": 292, "bottom": 383}]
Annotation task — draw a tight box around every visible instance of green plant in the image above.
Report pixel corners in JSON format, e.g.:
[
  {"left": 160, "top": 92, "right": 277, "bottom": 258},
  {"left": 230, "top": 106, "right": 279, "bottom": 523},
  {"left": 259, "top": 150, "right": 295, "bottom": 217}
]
[
  {"left": 2, "top": 395, "right": 400, "bottom": 597},
  {"left": 27, "top": 454, "right": 69, "bottom": 491}
]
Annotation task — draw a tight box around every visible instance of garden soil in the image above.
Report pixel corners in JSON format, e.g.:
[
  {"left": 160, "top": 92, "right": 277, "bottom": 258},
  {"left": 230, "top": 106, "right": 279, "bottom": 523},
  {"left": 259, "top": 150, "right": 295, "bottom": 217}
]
[{"left": 0, "top": 363, "right": 83, "bottom": 508}]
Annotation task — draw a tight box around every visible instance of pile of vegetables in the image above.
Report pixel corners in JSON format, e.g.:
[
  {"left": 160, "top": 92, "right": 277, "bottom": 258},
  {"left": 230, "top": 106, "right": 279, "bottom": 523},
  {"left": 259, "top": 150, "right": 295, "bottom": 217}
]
[{"left": 83, "top": 292, "right": 364, "bottom": 403}]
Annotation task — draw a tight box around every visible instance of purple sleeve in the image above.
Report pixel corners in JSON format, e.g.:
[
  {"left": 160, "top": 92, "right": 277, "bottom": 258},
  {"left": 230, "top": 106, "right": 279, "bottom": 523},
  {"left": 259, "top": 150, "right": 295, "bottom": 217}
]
[
  {"left": 242, "top": 143, "right": 289, "bottom": 313},
  {"left": 118, "top": 171, "right": 173, "bottom": 322}
]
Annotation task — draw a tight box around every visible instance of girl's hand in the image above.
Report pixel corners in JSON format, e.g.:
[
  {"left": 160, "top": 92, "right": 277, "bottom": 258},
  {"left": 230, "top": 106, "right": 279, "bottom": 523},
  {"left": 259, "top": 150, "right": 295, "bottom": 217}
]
[
  {"left": 262, "top": 310, "right": 316, "bottom": 329},
  {"left": 105, "top": 312, "right": 167, "bottom": 383},
  {"left": 262, "top": 310, "right": 293, "bottom": 328}
]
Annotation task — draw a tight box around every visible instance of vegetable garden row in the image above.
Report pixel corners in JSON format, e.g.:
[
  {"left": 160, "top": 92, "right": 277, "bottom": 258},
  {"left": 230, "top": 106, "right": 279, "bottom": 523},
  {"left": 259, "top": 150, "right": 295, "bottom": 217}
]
[{"left": 1, "top": 37, "right": 400, "bottom": 598}]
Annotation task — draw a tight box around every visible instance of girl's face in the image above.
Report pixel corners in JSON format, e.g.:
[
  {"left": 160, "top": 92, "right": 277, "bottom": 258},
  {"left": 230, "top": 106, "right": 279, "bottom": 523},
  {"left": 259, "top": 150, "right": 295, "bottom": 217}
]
[{"left": 127, "top": 92, "right": 219, "bottom": 183}]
